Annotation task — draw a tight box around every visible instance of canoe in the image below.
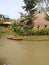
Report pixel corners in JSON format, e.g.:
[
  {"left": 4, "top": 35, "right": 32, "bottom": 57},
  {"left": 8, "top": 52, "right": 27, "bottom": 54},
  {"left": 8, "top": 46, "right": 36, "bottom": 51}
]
[
  {"left": 11, "top": 37, "right": 23, "bottom": 40},
  {"left": 7, "top": 36, "right": 23, "bottom": 40}
]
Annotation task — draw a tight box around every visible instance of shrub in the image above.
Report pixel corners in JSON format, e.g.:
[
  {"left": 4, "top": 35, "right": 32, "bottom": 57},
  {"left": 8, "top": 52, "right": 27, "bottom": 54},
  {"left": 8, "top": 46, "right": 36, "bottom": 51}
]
[
  {"left": 35, "top": 29, "right": 41, "bottom": 35},
  {"left": 13, "top": 22, "right": 49, "bottom": 36},
  {"left": 0, "top": 26, "right": 3, "bottom": 38},
  {"left": 35, "top": 28, "right": 49, "bottom": 35},
  {"left": 28, "top": 29, "right": 35, "bottom": 35},
  {"left": 17, "top": 28, "right": 24, "bottom": 36},
  {"left": 12, "top": 22, "right": 17, "bottom": 32}
]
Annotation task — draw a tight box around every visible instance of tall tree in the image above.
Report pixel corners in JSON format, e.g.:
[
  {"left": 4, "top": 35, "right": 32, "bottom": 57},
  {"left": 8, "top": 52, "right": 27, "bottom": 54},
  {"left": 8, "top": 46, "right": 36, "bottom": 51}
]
[
  {"left": 21, "top": 0, "right": 42, "bottom": 29},
  {"left": 23, "top": 0, "right": 36, "bottom": 14},
  {"left": 22, "top": 0, "right": 37, "bottom": 28}
]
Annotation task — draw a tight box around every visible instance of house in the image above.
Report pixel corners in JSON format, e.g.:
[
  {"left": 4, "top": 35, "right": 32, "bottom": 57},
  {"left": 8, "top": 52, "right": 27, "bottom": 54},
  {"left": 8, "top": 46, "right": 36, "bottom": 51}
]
[
  {"left": 3, "top": 15, "right": 11, "bottom": 27},
  {"left": 0, "top": 14, "right": 12, "bottom": 27},
  {"left": 18, "top": 13, "right": 49, "bottom": 29},
  {"left": 33, "top": 13, "right": 49, "bottom": 29},
  {"left": 3, "top": 15, "right": 10, "bottom": 22}
]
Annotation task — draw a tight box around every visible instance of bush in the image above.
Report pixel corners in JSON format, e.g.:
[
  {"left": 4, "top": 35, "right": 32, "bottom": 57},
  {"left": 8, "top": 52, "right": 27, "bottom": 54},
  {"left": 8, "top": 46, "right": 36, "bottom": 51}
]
[
  {"left": 35, "top": 29, "right": 41, "bottom": 35},
  {"left": 13, "top": 23, "right": 49, "bottom": 36},
  {"left": 12, "top": 22, "right": 17, "bottom": 32},
  {"left": 35, "top": 28, "right": 49, "bottom": 35},
  {"left": 0, "top": 26, "right": 3, "bottom": 38},
  {"left": 23, "top": 28, "right": 49, "bottom": 36},
  {"left": 17, "top": 28, "right": 24, "bottom": 36},
  {"left": 26, "top": 29, "right": 35, "bottom": 35}
]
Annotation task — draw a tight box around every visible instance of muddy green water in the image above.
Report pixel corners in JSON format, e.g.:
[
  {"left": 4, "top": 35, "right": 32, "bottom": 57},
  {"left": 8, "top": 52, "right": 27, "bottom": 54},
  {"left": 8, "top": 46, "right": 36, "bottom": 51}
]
[{"left": 0, "top": 38, "right": 49, "bottom": 65}]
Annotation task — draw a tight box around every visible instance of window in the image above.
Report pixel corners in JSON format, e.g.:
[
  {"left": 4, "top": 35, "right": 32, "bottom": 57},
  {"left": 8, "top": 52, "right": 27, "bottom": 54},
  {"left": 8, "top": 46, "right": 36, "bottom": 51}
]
[
  {"left": 37, "top": 25, "right": 40, "bottom": 28},
  {"left": 45, "top": 25, "right": 47, "bottom": 28}
]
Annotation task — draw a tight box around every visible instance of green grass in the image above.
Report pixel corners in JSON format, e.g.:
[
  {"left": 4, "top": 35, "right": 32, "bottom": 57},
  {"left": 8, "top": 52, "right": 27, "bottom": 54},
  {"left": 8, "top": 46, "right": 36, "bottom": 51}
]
[
  {"left": 12, "top": 32, "right": 20, "bottom": 37},
  {"left": 20, "top": 35, "right": 49, "bottom": 41},
  {"left": 1, "top": 27, "right": 49, "bottom": 41},
  {"left": 12, "top": 31, "right": 49, "bottom": 41}
]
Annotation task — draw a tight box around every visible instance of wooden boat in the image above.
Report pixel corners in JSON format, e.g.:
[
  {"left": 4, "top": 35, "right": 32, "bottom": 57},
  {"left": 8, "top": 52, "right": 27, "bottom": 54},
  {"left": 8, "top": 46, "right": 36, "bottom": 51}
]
[
  {"left": 7, "top": 36, "right": 14, "bottom": 39},
  {"left": 7, "top": 36, "right": 23, "bottom": 40},
  {"left": 11, "top": 37, "right": 23, "bottom": 40}
]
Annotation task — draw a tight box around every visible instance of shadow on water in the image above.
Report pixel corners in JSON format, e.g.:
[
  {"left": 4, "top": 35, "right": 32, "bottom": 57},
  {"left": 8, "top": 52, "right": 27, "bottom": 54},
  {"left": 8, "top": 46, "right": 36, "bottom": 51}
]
[{"left": 0, "top": 37, "right": 49, "bottom": 65}]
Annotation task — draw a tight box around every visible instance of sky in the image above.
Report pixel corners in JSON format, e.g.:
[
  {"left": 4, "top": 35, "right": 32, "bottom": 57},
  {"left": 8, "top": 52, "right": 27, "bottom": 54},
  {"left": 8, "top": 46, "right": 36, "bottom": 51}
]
[
  {"left": 0, "top": 0, "right": 49, "bottom": 19},
  {"left": 0, "top": 0, "right": 25, "bottom": 19}
]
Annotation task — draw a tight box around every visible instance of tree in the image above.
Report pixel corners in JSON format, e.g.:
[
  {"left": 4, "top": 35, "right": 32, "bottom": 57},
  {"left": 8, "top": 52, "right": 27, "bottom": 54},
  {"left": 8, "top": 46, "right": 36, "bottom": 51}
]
[
  {"left": 22, "top": 0, "right": 37, "bottom": 29},
  {"left": 19, "top": 12, "right": 27, "bottom": 19},
  {"left": 0, "top": 14, "right": 3, "bottom": 22},
  {"left": 23, "top": 0, "right": 36, "bottom": 14}
]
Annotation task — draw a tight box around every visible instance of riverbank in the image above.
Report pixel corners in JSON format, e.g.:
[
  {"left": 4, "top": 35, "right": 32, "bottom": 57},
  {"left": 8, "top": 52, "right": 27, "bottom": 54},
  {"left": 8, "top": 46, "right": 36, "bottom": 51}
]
[
  {"left": 1, "top": 28, "right": 49, "bottom": 65},
  {"left": 1, "top": 27, "right": 49, "bottom": 41},
  {"left": 19, "top": 35, "right": 49, "bottom": 41},
  {"left": 12, "top": 32, "right": 49, "bottom": 41},
  {"left": 7, "top": 34, "right": 49, "bottom": 41}
]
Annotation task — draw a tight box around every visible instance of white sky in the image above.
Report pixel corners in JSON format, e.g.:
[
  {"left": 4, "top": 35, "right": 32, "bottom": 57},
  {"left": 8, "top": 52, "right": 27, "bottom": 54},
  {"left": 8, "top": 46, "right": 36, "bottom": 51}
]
[
  {"left": 0, "top": 0, "right": 48, "bottom": 19},
  {"left": 0, "top": 0, "right": 25, "bottom": 19}
]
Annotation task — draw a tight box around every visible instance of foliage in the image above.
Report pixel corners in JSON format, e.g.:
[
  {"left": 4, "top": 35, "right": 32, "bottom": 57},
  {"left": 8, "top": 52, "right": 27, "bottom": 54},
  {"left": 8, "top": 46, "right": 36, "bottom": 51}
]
[
  {"left": 21, "top": 35, "right": 49, "bottom": 41},
  {"left": 22, "top": 0, "right": 42, "bottom": 13},
  {"left": 0, "top": 26, "right": 3, "bottom": 38},
  {"left": 35, "top": 0, "right": 42, "bottom": 3},
  {"left": 0, "top": 26, "right": 13, "bottom": 38},
  {"left": 22, "top": 0, "right": 37, "bottom": 29},
  {"left": 35, "top": 28, "right": 49, "bottom": 35},
  {"left": 23, "top": 0, "right": 36, "bottom": 13},
  {"left": 12, "top": 21, "right": 34, "bottom": 36},
  {"left": 12, "top": 21, "right": 49, "bottom": 36},
  {"left": 19, "top": 12, "right": 27, "bottom": 19},
  {"left": 19, "top": 12, "right": 34, "bottom": 28},
  {"left": 24, "top": 29, "right": 35, "bottom": 36},
  {"left": 13, "top": 27, "right": 49, "bottom": 36},
  {"left": 12, "top": 22, "right": 18, "bottom": 32},
  {"left": 12, "top": 22, "right": 24, "bottom": 36},
  {"left": 10, "top": 19, "right": 16, "bottom": 22},
  {"left": 45, "top": 13, "right": 49, "bottom": 20},
  {"left": 0, "top": 14, "right": 3, "bottom": 22}
]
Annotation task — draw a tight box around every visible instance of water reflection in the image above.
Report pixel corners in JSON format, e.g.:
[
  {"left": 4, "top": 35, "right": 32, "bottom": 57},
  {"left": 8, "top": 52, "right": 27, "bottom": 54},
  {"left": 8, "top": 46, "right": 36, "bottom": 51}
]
[{"left": 0, "top": 38, "right": 49, "bottom": 65}]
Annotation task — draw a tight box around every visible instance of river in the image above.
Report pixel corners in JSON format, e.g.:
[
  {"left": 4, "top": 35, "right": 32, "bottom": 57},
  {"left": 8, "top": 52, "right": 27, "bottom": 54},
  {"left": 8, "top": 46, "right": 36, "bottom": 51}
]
[{"left": 0, "top": 37, "right": 49, "bottom": 65}]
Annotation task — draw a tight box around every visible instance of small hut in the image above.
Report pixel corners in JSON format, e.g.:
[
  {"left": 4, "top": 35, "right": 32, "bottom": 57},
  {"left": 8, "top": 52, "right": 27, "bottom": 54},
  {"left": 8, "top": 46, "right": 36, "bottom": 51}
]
[
  {"left": 33, "top": 13, "right": 49, "bottom": 28},
  {"left": 3, "top": 15, "right": 11, "bottom": 27},
  {"left": 3, "top": 15, "right": 10, "bottom": 22}
]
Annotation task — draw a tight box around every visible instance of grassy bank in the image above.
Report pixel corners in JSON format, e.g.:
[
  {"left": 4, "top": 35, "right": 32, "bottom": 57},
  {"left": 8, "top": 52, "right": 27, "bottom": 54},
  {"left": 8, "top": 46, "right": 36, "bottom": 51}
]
[
  {"left": 12, "top": 31, "right": 49, "bottom": 41},
  {"left": 1, "top": 27, "right": 49, "bottom": 41},
  {"left": 19, "top": 35, "right": 49, "bottom": 41}
]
